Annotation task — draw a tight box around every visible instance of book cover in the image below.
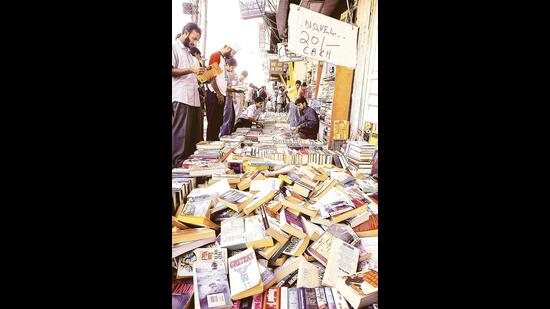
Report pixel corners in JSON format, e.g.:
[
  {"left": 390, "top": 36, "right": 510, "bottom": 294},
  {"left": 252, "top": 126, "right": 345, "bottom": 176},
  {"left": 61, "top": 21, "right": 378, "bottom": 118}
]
[
  {"left": 177, "top": 251, "right": 198, "bottom": 278},
  {"left": 194, "top": 260, "right": 233, "bottom": 309},
  {"left": 173, "top": 279, "right": 194, "bottom": 309},
  {"left": 330, "top": 288, "right": 349, "bottom": 309},
  {"left": 297, "top": 288, "right": 306, "bottom": 309},
  {"left": 352, "top": 215, "right": 378, "bottom": 237},
  {"left": 194, "top": 247, "right": 229, "bottom": 272},
  {"left": 314, "top": 288, "right": 328, "bottom": 309},
  {"left": 322, "top": 239, "right": 360, "bottom": 287},
  {"left": 303, "top": 288, "right": 318, "bottom": 309},
  {"left": 245, "top": 215, "right": 274, "bottom": 249},
  {"left": 251, "top": 294, "right": 263, "bottom": 309},
  {"left": 334, "top": 270, "right": 378, "bottom": 309},
  {"left": 172, "top": 237, "right": 217, "bottom": 259},
  {"left": 307, "top": 224, "right": 357, "bottom": 266},
  {"left": 280, "top": 287, "right": 288, "bottom": 309},
  {"left": 244, "top": 190, "right": 276, "bottom": 215},
  {"left": 220, "top": 218, "right": 247, "bottom": 250},
  {"left": 218, "top": 189, "right": 254, "bottom": 211},
  {"left": 296, "top": 260, "right": 321, "bottom": 288},
  {"left": 287, "top": 288, "right": 299, "bottom": 309},
  {"left": 323, "top": 288, "right": 336, "bottom": 309},
  {"left": 282, "top": 236, "right": 309, "bottom": 257},
  {"left": 314, "top": 187, "right": 354, "bottom": 219},
  {"left": 263, "top": 287, "right": 280, "bottom": 309},
  {"left": 228, "top": 248, "right": 263, "bottom": 300},
  {"left": 239, "top": 298, "right": 253, "bottom": 309},
  {"left": 280, "top": 209, "right": 306, "bottom": 238},
  {"left": 257, "top": 260, "right": 276, "bottom": 288},
  {"left": 197, "top": 62, "right": 222, "bottom": 83}
]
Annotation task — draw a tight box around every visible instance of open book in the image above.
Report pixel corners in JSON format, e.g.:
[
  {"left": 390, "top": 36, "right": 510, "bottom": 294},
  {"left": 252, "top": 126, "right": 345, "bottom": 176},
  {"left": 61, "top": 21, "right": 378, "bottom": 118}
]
[{"left": 197, "top": 62, "right": 222, "bottom": 83}]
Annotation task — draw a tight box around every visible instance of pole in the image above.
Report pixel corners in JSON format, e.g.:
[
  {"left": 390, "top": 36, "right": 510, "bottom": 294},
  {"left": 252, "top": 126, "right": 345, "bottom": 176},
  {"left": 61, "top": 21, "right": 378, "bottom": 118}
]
[{"left": 202, "top": 0, "right": 208, "bottom": 56}]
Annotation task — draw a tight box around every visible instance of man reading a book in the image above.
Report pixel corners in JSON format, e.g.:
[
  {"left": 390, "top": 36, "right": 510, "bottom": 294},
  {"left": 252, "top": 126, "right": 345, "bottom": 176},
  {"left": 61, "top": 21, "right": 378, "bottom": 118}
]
[
  {"left": 205, "top": 42, "right": 240, "bottom": 141},
  {"left": 234, "top": 97, "right": 264, "bottom": 129},
  {"left": 294, "top": 97, "right": 320, "bottom": 140},
  {"left": 219, "top": 57, "right": 239, "bottom": 137},
  {"left": 172, "top": 22, "right": 206, "bottom": 168}
]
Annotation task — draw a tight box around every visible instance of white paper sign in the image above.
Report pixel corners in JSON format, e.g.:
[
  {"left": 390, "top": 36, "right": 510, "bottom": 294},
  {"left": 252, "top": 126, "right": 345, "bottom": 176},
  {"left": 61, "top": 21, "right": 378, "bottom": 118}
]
[{"left": 288, "top": 4, "right": 358, "bottom": 68}]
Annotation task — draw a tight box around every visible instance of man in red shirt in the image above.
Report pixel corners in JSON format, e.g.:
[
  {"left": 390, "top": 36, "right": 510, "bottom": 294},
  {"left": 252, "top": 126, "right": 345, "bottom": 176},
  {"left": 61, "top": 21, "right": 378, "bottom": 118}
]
[{"left": 205, "top": 43, "right": 239, "bottom": 141}]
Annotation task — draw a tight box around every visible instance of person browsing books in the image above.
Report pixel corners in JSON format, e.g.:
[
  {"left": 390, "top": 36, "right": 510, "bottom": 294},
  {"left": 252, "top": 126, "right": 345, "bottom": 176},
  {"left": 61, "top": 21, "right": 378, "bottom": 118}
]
[
  {"left": 288, "top": 80, "right": 301, "bottom": 128},
  {"left": 205, "top": 41, "right": 240, "bottom": 141},
  {"left": 172, "top": 22, "right": 206, "bottom": 168},
  {"left": 220, "top": 57, "right": 239, "bottom": 137},
  {"left": 294, "top": 97, "right": 319, "bottom": 140},
  {"left": 234, "top": 97, "right": 264, "bottom": 129},
  {"left": 233, "top": 70, "right": 248, "bottom": 125},
  {"left": 189, "top": 47, "right": 207, "bottom": 110}
]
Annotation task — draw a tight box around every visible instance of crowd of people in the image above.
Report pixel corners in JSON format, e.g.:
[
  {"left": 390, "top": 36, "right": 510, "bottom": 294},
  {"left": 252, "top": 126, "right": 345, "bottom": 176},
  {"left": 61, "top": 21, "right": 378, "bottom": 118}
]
[{"left": 172, "top": 22, "right": 320, "bottom": 168}]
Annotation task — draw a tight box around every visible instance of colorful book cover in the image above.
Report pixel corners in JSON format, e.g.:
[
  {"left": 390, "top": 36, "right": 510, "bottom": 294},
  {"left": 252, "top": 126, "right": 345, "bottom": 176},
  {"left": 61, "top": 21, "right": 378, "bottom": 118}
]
[
  {"left": 195, "top": 260, "right": 232, "bottom": 309},
  {"left": 263, "top": 288, "right": 280, "bottom": 309},
  {"left": 323, "top": 288, "right": 336, "bottom": 309},
  {"left": 303, "top": 288, "right": 318, "bottom": 309},
  {"left": 287, "top": 288, "right": 299, "bottom": 309},
  {"left": 314, "top": 288, "right": 328, "bottom": 309},
  {"left": 282, "top": 209, "right": 305, "bottom": 233},
  {"left": 251, "top": 294, "right": 263, "bottom": 309}
]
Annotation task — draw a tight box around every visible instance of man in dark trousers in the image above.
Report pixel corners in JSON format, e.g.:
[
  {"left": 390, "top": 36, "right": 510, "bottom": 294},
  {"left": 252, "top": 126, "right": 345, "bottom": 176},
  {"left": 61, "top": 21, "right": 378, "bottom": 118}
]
[
  {"left": 172, "top": 22, "right": 205, "bottom": 168},
  {"left": 294, "top": 97, "right": 320, "bottom": 140},
  {"left": 205, "top": 42, "right": 240, "bottom": 141}
]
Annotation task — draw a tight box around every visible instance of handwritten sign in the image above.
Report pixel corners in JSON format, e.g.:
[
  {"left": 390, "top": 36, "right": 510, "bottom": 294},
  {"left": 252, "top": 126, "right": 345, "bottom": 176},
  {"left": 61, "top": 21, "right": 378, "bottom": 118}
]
[{"left": 288, "top": 4, "right": 358, "bottom": 68}]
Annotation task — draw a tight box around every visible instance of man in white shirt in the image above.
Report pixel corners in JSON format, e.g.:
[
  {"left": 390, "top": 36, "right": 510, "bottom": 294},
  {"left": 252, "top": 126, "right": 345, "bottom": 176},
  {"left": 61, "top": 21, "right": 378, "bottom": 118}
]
[
  {"left": 172, "top": 22, "right": 205, "bottom": 168},
  {"left": 234, "top": 97, "right": 264, "bottom": 129},
  {"left": 233, "top": 70, "right": 248, "bottom": 125},
  {"left": 205, "top": 42, "right": 240, "bottom": 141}
]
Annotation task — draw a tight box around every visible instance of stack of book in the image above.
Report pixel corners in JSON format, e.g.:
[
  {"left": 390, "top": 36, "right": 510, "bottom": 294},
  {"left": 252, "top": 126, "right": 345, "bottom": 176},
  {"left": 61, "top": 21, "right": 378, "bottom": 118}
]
[
  {"left": 173, "top": 142, "right": 379, "bottom": 309},
  {"left": 342, "top": 142, "right": 377, "bottom": 177}
]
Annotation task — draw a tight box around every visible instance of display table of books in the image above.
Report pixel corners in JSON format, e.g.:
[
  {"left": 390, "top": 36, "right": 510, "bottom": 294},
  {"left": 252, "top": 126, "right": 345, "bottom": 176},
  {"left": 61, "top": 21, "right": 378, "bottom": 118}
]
[{"left": 172, "top": 131, "right": 378, "bottom": 309}]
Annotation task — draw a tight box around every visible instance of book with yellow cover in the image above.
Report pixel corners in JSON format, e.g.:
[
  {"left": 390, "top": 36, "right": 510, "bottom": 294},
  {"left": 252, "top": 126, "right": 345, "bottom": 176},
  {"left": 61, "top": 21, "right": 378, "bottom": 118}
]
[
  {"left": 279, "top": 208, "right": 307, "bottom": 239},
  {"left": 217, "top": 189, "right": 254, "bottom": 212},
  {"left": 243, "top": 190, "right": 276, "bottom": 215},
  {"left": 175, "top": 193, "right": 219, "bottom": 229},
  {"left": 281, "top": 197, "right": 319, "bottom": 218},
  {"left": 196, "top": 62, "right": 222, "bottom": 83},
  {"left": 172, "top": 228, "right": 216, "bottom": 245}
]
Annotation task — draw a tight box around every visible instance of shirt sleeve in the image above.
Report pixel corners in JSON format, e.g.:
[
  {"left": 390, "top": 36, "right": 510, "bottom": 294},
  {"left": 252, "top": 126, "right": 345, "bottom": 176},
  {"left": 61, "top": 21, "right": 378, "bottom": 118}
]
[
  {"left": 302, "top": 108, "right": 318, "bottom": 129},
  {"left": 209, "top": 52, "right": 220, "bottom": 65},
  {"left": 172, "top": 46, "right": 178, "bottom": 68}
]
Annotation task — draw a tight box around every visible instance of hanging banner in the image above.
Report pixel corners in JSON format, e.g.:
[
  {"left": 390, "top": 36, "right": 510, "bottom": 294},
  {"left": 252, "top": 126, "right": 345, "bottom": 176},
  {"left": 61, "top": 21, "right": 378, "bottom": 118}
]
[{"left": 288, "top": 4, "right": 358, "bottom": 69}]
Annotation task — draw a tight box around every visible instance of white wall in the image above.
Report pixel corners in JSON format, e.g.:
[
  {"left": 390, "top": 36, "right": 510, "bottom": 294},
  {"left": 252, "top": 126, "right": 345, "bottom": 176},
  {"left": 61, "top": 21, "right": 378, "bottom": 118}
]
[{"left": 349, "top": 0, "right": 378, "bottom": 136}]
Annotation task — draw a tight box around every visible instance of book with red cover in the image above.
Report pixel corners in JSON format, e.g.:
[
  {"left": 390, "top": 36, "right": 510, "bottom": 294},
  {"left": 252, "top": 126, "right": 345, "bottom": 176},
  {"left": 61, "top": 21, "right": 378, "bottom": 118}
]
[
  {"left": 304, "top": 288, "right": 318, "bottom": 309},
  {"left": 353, "top": 214, "right": 378, "bottom": 233},
  {"left": 251, "top": 294, "right": 263, "bottom": 309},
  {"left": 263, "top": 287, "right": 280, "bottom": 309}
]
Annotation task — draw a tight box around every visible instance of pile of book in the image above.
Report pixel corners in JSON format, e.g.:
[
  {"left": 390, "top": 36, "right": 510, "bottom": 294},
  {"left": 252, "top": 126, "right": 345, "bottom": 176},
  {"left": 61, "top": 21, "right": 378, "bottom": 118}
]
[
  {"left": 172, "top": 159, "right": 379, "bottom": 309},
  {"left": 341, "top": 142, "right": 377, "bottom": 177},
  {"left": 172, "top": 170, "right": 197, "bottom": 214}
]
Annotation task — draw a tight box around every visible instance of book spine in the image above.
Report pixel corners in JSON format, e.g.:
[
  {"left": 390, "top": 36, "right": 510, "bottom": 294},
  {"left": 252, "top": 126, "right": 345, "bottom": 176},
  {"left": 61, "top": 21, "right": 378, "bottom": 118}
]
[
  {"left": 297, "top": 288, "right": 307, "bottom": 309},
  {"left": 304, "top": 288, "right": 318, "bottom": 309},
  {"left": 252, "top": 294, "right": 263, "bottom": 309},
  {"left": 314, "top": 288, "right": 328, "bottom": 309},
  {"left": 323, "top": 288, "right": 336, "bottom": 309},
  {"left": 280, "top": 287, "right": 288, "bottom": 309},
  {"left": 330, "top": 289, "right": 349, "bottom": 309}
]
